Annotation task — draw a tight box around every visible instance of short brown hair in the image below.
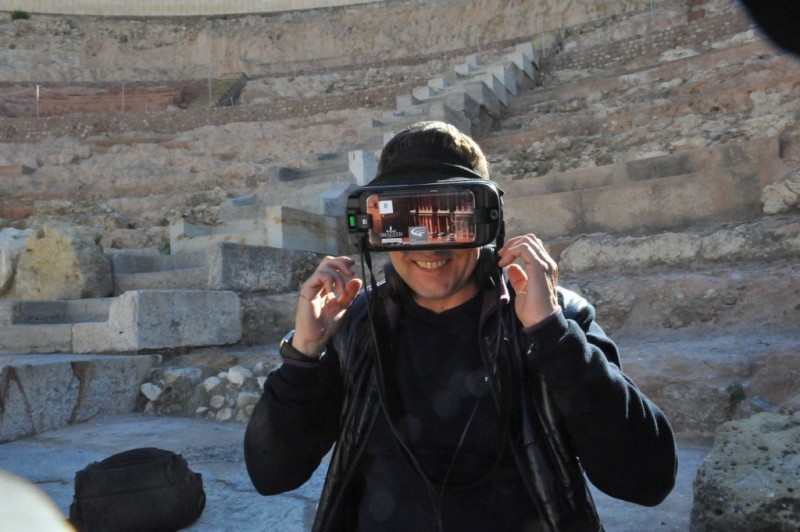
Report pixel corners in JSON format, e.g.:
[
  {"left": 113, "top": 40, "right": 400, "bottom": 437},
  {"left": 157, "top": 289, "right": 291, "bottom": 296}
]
[{"left": 377, "top": 121, "right": 490, "bottom": 178}]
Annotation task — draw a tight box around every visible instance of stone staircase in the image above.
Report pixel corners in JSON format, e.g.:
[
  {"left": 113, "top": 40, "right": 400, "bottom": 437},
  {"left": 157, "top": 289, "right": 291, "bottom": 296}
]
[
  {"left": 169, "top": 41, "right": 543, "bottom": 254},
  {"left": 0, "top": 290, "right": 241, "bottom": 355},
  {"left": 0, "top": 241, "right": 324, "bottom": 441}
]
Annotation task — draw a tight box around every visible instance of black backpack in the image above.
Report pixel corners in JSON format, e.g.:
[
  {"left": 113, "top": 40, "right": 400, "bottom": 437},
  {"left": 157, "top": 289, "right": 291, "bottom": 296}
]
[{"left": 69, "top": 447, "right": 205, "bottom": 532}]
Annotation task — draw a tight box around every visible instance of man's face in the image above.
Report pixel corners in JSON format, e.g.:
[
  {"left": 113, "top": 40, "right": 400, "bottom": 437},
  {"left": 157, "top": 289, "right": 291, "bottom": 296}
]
[{"left": 388, "top": 247, "right": 480, "bottom": 312}]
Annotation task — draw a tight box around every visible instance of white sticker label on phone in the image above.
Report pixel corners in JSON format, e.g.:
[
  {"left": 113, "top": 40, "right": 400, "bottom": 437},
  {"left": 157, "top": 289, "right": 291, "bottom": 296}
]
[{"left": 378, "top": 200, "right": 394, "bottom": 214}]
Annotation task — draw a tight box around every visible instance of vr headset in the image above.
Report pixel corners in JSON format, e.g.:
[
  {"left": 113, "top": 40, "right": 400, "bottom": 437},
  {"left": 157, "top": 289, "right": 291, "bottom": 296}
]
[{"left": 347, "top": 166, "right": 504, "bottom": 252}]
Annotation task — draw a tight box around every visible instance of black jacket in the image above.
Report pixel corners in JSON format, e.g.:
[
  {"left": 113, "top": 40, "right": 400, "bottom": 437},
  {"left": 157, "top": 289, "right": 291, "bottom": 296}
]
[{"left": 245, "top": 281, "right": 677, "bottom": 531}]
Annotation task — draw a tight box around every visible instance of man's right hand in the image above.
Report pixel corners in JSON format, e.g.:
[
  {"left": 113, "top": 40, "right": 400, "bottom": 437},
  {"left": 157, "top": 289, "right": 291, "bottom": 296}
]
[{"left": 291, "top": 256, "right": 363, "bottom": 358}]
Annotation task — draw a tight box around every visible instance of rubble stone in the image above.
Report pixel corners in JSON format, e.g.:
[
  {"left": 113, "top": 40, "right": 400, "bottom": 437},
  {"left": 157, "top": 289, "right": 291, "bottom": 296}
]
[{"left": 691, "top": 412, "right": 800, "bottom": 531}]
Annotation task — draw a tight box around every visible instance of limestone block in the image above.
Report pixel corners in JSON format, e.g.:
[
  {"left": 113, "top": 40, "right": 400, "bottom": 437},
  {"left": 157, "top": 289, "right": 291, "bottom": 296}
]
[
  {"left": 240, "top": 292, "right": 298, "bottom": 345},
  {"left": 507, "top": 42, "right": 536, "bottom": 78},
  {"left": 0, "top": 361, "right": 80, "bottom": 442},
  {"left": 170, "top": 206, "right": 341, "bottom": 255},
  {"left": 12, "top": 222, "right": 112, "bottom": 301},
  {"left": 0, "top": 228, "right": 33, "bottom": 296},
  {"left": 428, "top": 77, "right": 451, "bottom": 90},
  {"left": 0, "top": 324, "right": 73, "bottom": 355},
  {"left": 691, "top": 412, "right": 800, "bottom": 531},
  {"left": 206, "top": 242, "right": 323, "bottom": 293},
  {"left": 72, "top": 290, "right": 241, "bottom": 352},
  {"left": 395, "top": 94, "right": 422, "bottom": 112},
  {"left": 0, "top": 354, "right": 160, "bottom": 442},
  {"left": 762, "top": 169, "right": 800, "bottom": 215},
  {"left": 412, "top": 85, "right": 439, "bottom": 101},
  {"left": 348, "top": 150, "right": 378, "bottom": 185},
  {"left": 70, "top": 354, "right": 160, "bottom": 422},
  {"left": 428, "top": 101, "right": 472, "bottom": 137},
  {"left": 490, "top": 63, "right": 517, "bottom": 96},
  {"left": 482, "top": 71, "right": 508, "bottom": 106}
]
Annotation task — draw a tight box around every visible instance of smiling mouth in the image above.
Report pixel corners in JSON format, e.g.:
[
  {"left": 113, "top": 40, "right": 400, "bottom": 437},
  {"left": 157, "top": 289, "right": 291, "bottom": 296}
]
[{"left": 415, "top": 260, "right": 448, "bottom": 270}]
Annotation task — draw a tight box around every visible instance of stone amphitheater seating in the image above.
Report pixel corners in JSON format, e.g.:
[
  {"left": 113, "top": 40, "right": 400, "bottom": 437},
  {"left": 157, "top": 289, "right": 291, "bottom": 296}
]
[
  {"left": 2, "top": 2, "right": 799, "bottom": 447},
  {"left": 167, "top": 41, "right": 541, "bottom": 255},
  {"left": 0, "top": 290, "right": 241, "bottom": 355},
  {"left": 503, "top": 136, "right": 786, "bottom": 239}
]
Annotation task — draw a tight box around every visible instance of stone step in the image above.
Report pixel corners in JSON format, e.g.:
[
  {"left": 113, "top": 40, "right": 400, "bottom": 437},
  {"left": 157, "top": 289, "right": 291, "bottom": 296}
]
[
  {"left": 488, "top": 54, "right": 798, "bottom": 166},
  {"left": 555, "top": 214, "right": 800, "bottom": 274},
  {"left": 0, "top": 299, "right": 111, "bottom": 325},
  {"left": 110, "top": 251, "right": 208, "bottom": 295},
  {"left": 562, "top": 256, "right": 800, "bottom": 336},
  {"left": 217, "top": 180, "right": 356, "bottom": 221},
  {"left": 0, "top": 353, "right": 161, "bottom": 442},
  {"left": 503, "top": 153, "right": 788, "bottom": 239},
  {"left": 0, "top": 290, "right": 242, "bottom": 355},
  {"left": 170, "top": 205, "right": 343, "bottom": 255},
  {"left": 109, "top": 243, "right": 324, "bottom": 295},
  {"left": 500, "top": 136, "right": 780, "bottom": 196},
  {"left": 530, "top": 39, "right": 769, "bottom": 106}
]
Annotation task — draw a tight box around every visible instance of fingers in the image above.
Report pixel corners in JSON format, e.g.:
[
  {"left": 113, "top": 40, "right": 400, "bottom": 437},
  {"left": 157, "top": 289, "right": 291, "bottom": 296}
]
[
  {"left": 301, "top": 256, "right": 358, "bottom": 301},
  {"left": 498, "top": 235, "right": 560, "bottom": 327},
  {"left": 505, "top": 262, "right": 528, "bottom": 295},
  {"left": 497, "top": 234, "right": 558, "bottom": 283},
  {"left": 293, "top": 257, "right": 362, "bottom": 355}
]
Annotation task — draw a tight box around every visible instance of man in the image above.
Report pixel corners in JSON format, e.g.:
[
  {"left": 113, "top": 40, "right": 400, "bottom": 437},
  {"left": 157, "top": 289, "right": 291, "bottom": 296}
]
[{"left": 245, "top": 121, "right": 677, "bottom": 531}]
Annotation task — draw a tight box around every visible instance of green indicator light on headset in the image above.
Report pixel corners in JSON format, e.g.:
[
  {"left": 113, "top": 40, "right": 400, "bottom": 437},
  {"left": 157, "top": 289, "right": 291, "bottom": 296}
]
[{"left": 348, "top": 215, "right": 357, "bottom": 228}]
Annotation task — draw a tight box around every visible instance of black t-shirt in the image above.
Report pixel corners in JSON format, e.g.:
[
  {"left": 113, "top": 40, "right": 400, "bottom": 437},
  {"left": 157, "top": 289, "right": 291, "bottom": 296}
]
[{"left": 353, "top": 293, "right": 542, "bottom": 531}]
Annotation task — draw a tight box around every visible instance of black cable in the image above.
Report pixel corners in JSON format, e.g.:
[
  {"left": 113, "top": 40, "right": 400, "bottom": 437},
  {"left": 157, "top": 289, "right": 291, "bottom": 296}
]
[{"left": 359, "top": 240, "right": 513, "bottom": 531}]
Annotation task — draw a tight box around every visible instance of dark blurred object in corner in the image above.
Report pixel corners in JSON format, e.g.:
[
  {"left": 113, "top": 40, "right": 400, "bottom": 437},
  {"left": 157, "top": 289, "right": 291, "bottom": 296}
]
[{"left": 739, "top": 0, "right": 800, "bottom": 57}]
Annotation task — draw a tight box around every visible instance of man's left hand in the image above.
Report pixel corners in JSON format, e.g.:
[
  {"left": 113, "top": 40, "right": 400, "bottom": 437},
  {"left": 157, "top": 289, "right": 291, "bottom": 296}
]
[{"left": 496, "top": 234, "right": 560, "bottom": 328}]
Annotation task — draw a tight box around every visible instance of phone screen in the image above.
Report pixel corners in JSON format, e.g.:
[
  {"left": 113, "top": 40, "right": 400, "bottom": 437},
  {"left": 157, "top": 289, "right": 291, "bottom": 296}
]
[{"left": 365, "top": 188, "right": 477, "bottom": 247}]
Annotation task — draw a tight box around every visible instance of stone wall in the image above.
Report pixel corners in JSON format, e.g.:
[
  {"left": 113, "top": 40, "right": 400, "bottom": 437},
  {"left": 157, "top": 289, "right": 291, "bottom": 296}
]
[
  {"left": 554, "top": 8, "right": 752, "bottom": 71},
  {"left": 0, "top": 81, "right": 413, "bottom": 141},
  {"left": 1, "top": 0, "right": 376, "bottom": 17}
]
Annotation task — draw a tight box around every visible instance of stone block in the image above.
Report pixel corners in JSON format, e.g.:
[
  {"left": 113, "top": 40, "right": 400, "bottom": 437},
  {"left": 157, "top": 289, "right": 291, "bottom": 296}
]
[
  {"left": 0, "top": 354, "right": 160, "bottom": 442},
  {"left": 412, "top": 85, "right": 439, "bottom": 101},
  {"left": 507, "top": 43, "right": 535, "bottom": 79},
  {"left": 691, "top": 413, "right": 800, "bottom": 531},
  {"left": 0, "top": 359, "right": 79, "bottom": 442},
  {"left": 0, "top": 324, "right": 73, "bottom": 355},
  {"left": 348, "top": 149, "right": 378, "bottom": 185},
  {"left": 482, "top": 71, "right": 508, "bottom": 106},
  {"left": 206, "top": 242, "right": 323, "bottom": 293},
  {"left": 170, "top": 206, "right": 341, "bottom": 255},
  {"left": 1, "top": 299, "right": 111, "bottom": 325},
  {"left": 395, "top": 93, "right": 421, "bottom": 111},
  {"left": 70, "top": 354, "right": 161, "bottom": 422},
  {"left": 463, "top": 80, "right": 501, "bottom": 116},
  {"left": 72, "top": 290, "right": 242, "bottom": 352},
  {"left": 240, "top": 292, "right": 300, "bottom": 345},
  {"left": 12, "top": 222, "right": 112, "bottom": 301},
  {"left": 0, "top": 228, "right": 32, "bottom": 296},
  {"left": 428, "top": 77, "right": 451, "bottom": 90},
  {"left": 428, "top": 101, "right": 472, "bottom": 136},
  {"left": 490, "top": 63, "right": 517, "bottom": 97}
]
